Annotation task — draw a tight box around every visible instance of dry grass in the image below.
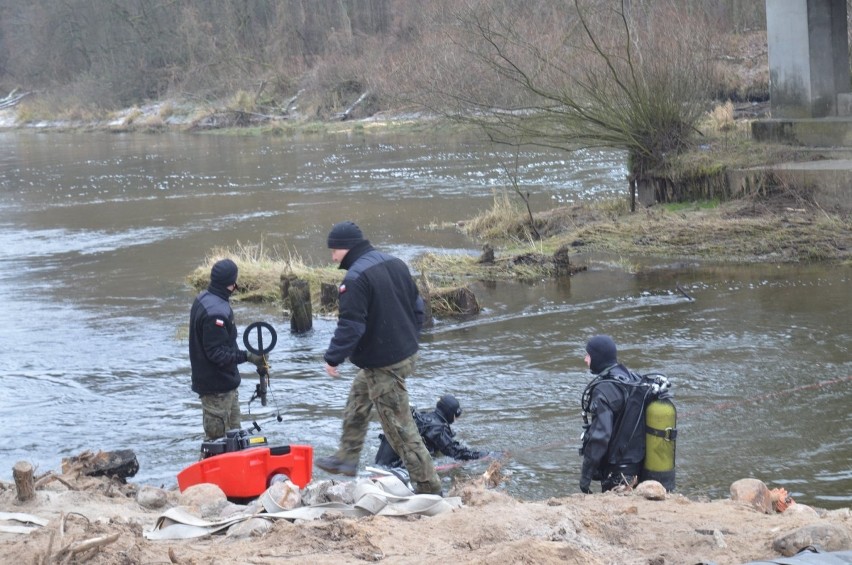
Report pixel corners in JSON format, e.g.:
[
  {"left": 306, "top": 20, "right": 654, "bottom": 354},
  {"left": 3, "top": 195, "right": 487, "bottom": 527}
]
[
  {"left": 543, "top": 199, "right": 849, "bottom": 263},
  {"left": 187, "top": 241, "right": 341, "bottom": 306},
  {"left": 188, "top": 241, "right": 498, "bottom": 315},
  {"left": 707, "top": 101, "right": 735, "bottom": 132},
  {"left": 459, "top": 189, "right": 531, "bottom": 243},
  {"left": 430, "top": 192, "right": 852, "bottom": 280}
]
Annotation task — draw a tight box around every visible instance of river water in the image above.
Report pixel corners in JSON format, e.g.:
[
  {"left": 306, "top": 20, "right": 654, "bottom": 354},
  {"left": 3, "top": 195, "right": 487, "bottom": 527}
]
[{"left": 0, "top": 130, "right": 849, "bottom": 508}]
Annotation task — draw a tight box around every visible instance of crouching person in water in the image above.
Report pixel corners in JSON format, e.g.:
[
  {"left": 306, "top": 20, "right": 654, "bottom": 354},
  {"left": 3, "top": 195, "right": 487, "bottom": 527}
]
[
  {"left": 579, "top": 335, "right": 645, "bottom": 493},
  {"left": 375, "top": 394, "right": 487, "bottom": 469}
]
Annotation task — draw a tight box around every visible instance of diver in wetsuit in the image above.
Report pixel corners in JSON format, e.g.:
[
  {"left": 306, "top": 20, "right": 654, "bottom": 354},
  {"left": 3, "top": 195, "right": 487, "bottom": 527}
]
[{"left": 374, "top": 394, "right": 486, "bottom": 469}]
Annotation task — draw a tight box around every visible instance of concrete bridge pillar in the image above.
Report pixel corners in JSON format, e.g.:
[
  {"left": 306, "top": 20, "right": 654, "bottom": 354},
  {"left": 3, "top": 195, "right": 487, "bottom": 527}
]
[{"left": 765, "top": 0, "right": 851, "bottom": 118}]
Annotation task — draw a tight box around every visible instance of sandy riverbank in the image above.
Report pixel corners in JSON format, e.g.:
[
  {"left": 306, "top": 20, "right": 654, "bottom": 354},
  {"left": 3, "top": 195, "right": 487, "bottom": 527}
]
[{"left": 2, "top": 465, "right": 850, "bottom": 565}]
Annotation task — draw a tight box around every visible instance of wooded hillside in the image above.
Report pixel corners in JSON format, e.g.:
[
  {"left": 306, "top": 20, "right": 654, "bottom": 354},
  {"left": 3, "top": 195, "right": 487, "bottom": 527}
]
[{"left": 0, "top": 0, "right": 768, "bottom": 118}]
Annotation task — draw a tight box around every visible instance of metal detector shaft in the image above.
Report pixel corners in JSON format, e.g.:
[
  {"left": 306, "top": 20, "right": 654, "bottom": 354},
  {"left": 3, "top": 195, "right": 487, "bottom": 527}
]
[
  {"left": 243, "top": 321, "right": 277, "bottom": 407},
  {"left": 256, "top": 331, "right": 268, "bottom": 406}
]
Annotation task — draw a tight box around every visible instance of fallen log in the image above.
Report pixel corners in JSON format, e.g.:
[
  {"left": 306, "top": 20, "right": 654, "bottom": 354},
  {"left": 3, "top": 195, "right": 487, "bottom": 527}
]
[
  {"left": 334, "top": 91, "right": 369, "bottom": 121},
  {"left": 0, "top": 90, "right": 31, "bottom": 110}
]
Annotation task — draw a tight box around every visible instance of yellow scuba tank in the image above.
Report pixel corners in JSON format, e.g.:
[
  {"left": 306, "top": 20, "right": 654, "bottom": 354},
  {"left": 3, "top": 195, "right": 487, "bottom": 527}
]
[{"left": 642, "top": 397, "right": 677, "bottom": 491}]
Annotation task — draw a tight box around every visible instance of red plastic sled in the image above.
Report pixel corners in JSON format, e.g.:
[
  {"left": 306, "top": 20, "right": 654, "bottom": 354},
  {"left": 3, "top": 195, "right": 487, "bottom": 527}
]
[{"left": 177, "top": 445, "right": 313, "bottom": 498}]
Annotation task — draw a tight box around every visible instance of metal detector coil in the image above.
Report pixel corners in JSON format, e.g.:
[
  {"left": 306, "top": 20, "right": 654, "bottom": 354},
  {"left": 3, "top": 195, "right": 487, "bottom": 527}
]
[
  {"left": 243, "top": 321, "right": 277, "bottom": 355},
  {"left": 243, "top": 321, "right": 277, "bottom": 407}
]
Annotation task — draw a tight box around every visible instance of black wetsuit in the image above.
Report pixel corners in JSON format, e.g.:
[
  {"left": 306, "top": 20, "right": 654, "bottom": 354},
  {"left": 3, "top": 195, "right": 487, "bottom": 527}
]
[
  {"left": 580, "top": 363, "right": 646, "bottom": 492},
  {"left": 374, "top": 408, "right": 485, "bottom": 468}
]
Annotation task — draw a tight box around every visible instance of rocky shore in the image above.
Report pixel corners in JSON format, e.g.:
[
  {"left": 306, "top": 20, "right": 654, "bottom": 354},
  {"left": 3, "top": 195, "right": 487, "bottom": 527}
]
[{"left": 2, "top": 458, "right": 850, "bottom": 565}]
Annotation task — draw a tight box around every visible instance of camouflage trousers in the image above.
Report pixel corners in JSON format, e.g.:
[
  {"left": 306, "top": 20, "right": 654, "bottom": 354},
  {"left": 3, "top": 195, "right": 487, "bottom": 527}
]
[
  {"left": 334, "top": 354, "right": 441, "bottom": 494},
  {"left": 200, "top": 389, "right": 240, "bottom": 440}
]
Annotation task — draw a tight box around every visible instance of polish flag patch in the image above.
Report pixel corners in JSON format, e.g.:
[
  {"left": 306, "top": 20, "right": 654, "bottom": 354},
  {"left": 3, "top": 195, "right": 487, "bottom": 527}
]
[
  {"left": 215, "top": 319, "right": 225, "bottom": 327},
  {"left": 338, "top": 284, "right": 347, "bottom": 294}
]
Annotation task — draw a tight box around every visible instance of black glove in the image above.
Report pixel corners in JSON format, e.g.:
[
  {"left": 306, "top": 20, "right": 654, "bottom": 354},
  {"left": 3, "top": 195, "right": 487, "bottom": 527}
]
[{"left": 245, "top": 351, "right": 266, "bottom": 368}]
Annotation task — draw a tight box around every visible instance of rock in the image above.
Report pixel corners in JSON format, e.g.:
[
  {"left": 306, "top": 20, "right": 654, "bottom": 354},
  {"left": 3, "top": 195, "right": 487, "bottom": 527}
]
[
  {"left": 635, "top": 481, "right": 667, "bottom": 501},
  {"left": 219, "top": 501, "right": 250, "bottom": 519},
  {"left": 300, "top": 479, "right": 356, "bottom": 505},
  {"left": 301, "top": 480, "right": 333, "bottom": 505},
  {"left": 261, "top": 480, "right": 301, "bottom": 512},
  {"left": 326, "top": 481, "right": 356, "bottom": 504},
  {"left": 730, "top": 478, "right": 773, "bottom": 514},
  {"left": 136, "top": 485, "right": 168, "bottom": 509},
  {"left": 771, "top": 523, "right": 852, "bottom": 557},
  {"left": 245, "top": 498, "right": 265, "bottom": 515},
  {"left": 178, "top": 483, "right": 228, "bottom": 518},
  {"left": 782, "top": 503, "right": 819, "bottom": 519},
  {"left": 226, "top": 517, "right": 272, "bottom": 538}
]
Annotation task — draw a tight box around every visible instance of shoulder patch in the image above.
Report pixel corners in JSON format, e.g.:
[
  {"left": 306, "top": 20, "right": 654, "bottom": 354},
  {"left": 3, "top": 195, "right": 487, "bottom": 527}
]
[
  {"left": 215, "top": 319, "right": 225, "bottom": 327},
  {"left": 338, "top": 284, "right": 347, "bottom": 294}
]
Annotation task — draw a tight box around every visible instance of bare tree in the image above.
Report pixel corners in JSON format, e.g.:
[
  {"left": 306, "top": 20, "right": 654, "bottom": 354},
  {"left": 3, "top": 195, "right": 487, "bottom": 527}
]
[{"left": 403, "top": 0, "right": 716, "bottom": 209}]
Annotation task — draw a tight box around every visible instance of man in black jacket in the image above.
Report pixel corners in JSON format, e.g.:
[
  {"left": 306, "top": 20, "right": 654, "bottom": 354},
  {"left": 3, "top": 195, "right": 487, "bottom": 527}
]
[
  {"left": 316, "top": 221, "right": 442, "bottom": 495},
  {"left": 189, "top": 258, "right": 265, "bottom": 440},
  {"left": 579, "top": 335, "right": 645, "bottom": 493},
  {"left": 374, "top": 394, "right": 486, "bottom": 469}
]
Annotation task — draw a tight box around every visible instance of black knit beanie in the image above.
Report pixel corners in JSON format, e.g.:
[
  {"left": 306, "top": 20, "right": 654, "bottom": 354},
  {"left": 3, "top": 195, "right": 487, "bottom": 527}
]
[
  {"left": 586, "top": 335, "right": 618, "bottom": 374},
  {"left": 327, "top": 221, "right": 365, "bottom": 250},
  {"left": 436, "top": 394, "right": 462, "bottom": 424},
  {"left": 210, "top": 258, "right": 239, "bottom": 288}
]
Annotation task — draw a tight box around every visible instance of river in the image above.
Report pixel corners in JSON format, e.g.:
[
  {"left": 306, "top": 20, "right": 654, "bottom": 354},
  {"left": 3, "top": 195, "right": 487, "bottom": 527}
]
[{"left": 0, "top": 130, "right": 849, "bottom": 508}]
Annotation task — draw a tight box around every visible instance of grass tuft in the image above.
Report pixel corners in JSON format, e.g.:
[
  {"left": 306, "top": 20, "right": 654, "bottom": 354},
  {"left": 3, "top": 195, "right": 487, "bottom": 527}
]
[{"left": 187, "top": 241, "right": 341, "bottom": 306}]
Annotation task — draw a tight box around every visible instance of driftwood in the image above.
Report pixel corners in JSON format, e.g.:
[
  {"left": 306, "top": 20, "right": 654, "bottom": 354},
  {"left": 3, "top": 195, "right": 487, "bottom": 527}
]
[
  {"left": 335, "top": 91, "right": 370, "bottom": 121},
  {"left": 13, "top": 461, "right": 35, "bottom": 502},
  {"left": 676, "top": 283, "right": 695, "bottom": 301},
  {"left": 53, "top": 532, "right": 120, "bottom": 563},
  {"left": 61, "top": 449, "right": 138, "bottom": 482},
  {"left": 0, "top": 89, "right": 31, "bottom": 110},
  {"left": 284, "top": 89, "right": 304, "bottom": 114},
  {"left": 34, "top": 471, "right": 77, "bottom": 490}
]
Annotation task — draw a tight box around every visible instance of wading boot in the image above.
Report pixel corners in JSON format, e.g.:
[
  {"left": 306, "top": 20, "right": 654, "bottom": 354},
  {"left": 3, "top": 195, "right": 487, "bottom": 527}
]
[
  {"left": 414, "top": 481, "right": 444, "bottom": 497},
  {"left": 315, "top": 455, "right": 357, "bottom": 477}
]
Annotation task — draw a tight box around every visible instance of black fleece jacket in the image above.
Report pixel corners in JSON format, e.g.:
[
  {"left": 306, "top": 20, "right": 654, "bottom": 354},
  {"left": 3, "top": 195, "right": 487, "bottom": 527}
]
[
  {"left": 189, "top": 285, "right": 246, "bottom": 395},
  {"left": 323, "top": 241, "right": 424, "bottom": 369}
]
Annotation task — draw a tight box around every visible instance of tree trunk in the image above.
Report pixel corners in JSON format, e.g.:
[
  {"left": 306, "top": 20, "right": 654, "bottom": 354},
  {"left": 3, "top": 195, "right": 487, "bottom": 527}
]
[
  {"left": 288, "top": 278, "right": 312, "bottom": 333},
  {"left": 320, "top": 282, "right": 338, "bottom": 311},
  {"left": 13, "top": 461, "right": 35, "bottom": 502}
]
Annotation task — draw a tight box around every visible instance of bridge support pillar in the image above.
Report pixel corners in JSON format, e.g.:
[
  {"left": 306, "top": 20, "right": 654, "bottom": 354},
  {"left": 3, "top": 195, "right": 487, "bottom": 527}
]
[{"left": 766, "top": 0, "right": 851, "bottom": 118}]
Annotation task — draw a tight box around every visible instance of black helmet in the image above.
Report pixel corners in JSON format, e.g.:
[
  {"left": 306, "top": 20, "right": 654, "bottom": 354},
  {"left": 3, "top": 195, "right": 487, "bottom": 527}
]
[{"left": 436, "top": 394, "right": 462, "bottom": 424}]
